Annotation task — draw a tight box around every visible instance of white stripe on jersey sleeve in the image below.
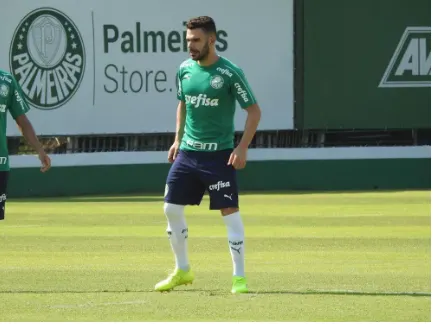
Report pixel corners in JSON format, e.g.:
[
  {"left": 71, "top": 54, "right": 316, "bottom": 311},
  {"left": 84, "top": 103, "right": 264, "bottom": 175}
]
[{"left": 222, "top": 64, "right": 255, "bottom": 100}]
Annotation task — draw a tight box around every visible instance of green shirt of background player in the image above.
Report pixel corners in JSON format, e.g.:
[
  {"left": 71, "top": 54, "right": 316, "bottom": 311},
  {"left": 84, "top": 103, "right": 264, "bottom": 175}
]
[{"left": 0, "top": 70, "right": 51, "bottom": 220}]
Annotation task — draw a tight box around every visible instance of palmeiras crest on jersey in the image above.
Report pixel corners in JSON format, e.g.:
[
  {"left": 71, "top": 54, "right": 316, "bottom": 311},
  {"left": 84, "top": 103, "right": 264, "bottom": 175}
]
[
  {"left": 9, "top": 7, "right": 85, "bottom": 110},
  {"left": 0, "top": 84, "right": 9, "bottom": 98},
  {"left": 210, "top": 75, "right": 224, "bottom": 89}
]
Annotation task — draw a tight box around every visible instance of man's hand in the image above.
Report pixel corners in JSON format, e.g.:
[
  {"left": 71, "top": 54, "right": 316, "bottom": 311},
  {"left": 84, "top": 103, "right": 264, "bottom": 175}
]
[
  {"left": 38, "top": 149, "right": 51, "bottom": 173},
  {"left": 168, "top": 141, "right": 180, "bottom": 163},
  {"left": 228, "top": 146, "right": 248, "bottom": 170}
]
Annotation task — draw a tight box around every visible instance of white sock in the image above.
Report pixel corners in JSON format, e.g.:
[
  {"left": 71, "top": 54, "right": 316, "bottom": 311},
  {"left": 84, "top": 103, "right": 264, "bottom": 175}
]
[
  {"left": 223, "top": 212, "right": 245, "bottom": 277},
  {"left": 163, "top": 203, "right": 190, "bottom": 271}
]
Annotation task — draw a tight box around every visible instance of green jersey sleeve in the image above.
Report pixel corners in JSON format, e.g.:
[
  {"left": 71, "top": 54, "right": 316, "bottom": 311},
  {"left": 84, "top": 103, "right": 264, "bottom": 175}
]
[
  {"left": 230, "top": 67, "right": 257, "bottom": 109},
  {"left": 176, "top": 68, "right": 185, "bottom": 102},
  {"left": 8, "top": 76, "right": 30, "bottom": 120}
]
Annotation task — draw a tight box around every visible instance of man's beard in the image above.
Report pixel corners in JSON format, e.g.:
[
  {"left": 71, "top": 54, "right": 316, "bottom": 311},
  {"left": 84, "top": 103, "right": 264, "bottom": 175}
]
[{"left": 191, "top": 43, "right": 210, "bottom": 61}]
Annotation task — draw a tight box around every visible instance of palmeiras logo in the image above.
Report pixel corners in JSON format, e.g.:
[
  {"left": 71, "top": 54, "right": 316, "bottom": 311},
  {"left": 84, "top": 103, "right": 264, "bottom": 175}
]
[
  {"left": 0, "top": 84, "right": 9, "bottom": 98},
  {"left": 9, "top": 8, "right": 85, "bottom": 110},
  {"left": 210, "top": 75, "right": 224, "bottom": 89}
]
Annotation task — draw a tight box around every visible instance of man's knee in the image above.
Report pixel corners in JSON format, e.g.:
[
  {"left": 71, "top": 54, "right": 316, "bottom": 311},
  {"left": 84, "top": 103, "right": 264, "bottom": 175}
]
[
  {"left": 164, "top": 203, "right": 185, "bottom": 218},
  {"left": 220, "top": 207, "right": 239, "bottom": 216}
]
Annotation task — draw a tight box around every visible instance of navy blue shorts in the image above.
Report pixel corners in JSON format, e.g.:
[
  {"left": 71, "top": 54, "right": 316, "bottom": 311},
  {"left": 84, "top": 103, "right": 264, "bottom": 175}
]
[{"left": 164, "top": 149, "right": 239, "bottom": 210}]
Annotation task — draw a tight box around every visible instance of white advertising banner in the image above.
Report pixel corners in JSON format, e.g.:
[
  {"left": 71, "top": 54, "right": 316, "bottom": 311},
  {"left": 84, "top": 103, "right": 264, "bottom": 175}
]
[{"left": 1, "top": 0, "right": 294, "bottom": 136}]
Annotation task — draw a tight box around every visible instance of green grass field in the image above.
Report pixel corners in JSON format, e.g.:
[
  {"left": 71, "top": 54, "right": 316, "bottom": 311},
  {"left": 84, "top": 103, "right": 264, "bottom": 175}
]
[{"left": 0, "top": 190, "right": 430, "bottom": 321}]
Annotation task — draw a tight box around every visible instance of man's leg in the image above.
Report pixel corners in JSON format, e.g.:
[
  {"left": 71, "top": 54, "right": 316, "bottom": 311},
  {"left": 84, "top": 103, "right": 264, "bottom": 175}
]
[
  {"left": 163, "top": 203, "right": 189, "bottom": 272},
  {"left": 200, "top": 151, "right": 248, "bottom": 294},
  {"left": 0, "top": 171, "right": 9, "bottom": 221},
  {"left": 221, "top": 207, "right": 246, "bottom": 287},
  {"left": 155, "top": 151, "right": 205, "bottom": 292}
]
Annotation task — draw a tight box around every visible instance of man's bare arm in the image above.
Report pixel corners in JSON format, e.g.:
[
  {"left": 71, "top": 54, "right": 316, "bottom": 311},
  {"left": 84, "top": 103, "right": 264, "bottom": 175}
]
[
  {"left": 168, "top": 101, "right": 187, "bottom": 163},
  {"left": 174, "top": 100, "right": 186, "bottom": 144},
  {"left": 15, "top": 115, "right": 51, "bottom": 172},
  {"left": 15, "top": 115, "right": 43, "bottom": 153},
  {"left": 238, "top": 103, "right": 261, "bottom": 149},
  {"left": 228, "top": 103, "right": 261, "bottom": 169}
]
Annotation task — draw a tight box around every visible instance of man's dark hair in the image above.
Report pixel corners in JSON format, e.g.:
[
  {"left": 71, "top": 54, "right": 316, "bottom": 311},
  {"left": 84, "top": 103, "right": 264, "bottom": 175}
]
[{"left": 186, "top": 16, "right": 217, "bottom": 34}]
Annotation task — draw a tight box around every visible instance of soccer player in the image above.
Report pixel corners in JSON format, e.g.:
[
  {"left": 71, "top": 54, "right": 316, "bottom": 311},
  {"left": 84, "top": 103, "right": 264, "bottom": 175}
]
[
  {"left": 154, "top": 16, "right": 262, "bottom": 294},
  {"left": 0, "top": 69, "right": 51, "bottom": 221}
]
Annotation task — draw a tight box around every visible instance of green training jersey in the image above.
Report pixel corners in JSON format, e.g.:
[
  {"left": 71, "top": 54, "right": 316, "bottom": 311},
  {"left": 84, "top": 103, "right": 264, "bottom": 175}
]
[
  {"left": 176, "top": 56, "right": 257, "bottom": 152},
  {"left": 0, "top": 70, "right": 30, "bottom": 171}
]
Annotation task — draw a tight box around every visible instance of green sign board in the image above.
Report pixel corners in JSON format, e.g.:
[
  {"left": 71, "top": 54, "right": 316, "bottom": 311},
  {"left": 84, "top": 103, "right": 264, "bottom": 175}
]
[{"left": 300, "top": 0, "right": 430, "bottom": 129}]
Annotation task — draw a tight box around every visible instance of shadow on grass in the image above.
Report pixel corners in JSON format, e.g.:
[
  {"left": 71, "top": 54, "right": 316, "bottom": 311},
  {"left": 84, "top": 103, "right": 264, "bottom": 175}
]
[
  {"left": 247, "top": 290, "right": 431, "bottom": 297},
  {"left": 0, "top": 289, "right": 430, "bottom": 297}
]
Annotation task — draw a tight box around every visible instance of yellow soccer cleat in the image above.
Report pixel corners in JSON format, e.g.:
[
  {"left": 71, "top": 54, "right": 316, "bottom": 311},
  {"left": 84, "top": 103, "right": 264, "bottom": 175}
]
[
  {"left": 231, "top": 276, "right": 248, "bottom": 294},
  {"left": 154, "top": 268, "right": 194, "bottom": 292}
]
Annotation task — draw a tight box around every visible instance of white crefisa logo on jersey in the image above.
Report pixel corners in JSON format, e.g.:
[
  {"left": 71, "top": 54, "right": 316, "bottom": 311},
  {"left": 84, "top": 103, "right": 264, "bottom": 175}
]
[
  {"left": 216, "top": 67, "right": 233, "bottom": 78},
  {"left": 234, "top": 83, "right": 249, "bottom": 103},
  {"left": 0, "top": 84, "right": 9, "bottom": 98},
  {"left": 14, "top": 90, "right": 27, "bottom": 112},
  {"left": 185, "top": 94, "right": 219, "bottom": 108},
  {"left": 379, "top": 27, "right": 431, "bottom": 88},
  {"left": 9, "top": 7, "right": 86, "bottom": 110},
  {"left": 210, "top": 75, "right": 224, "bottom": 89}
]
